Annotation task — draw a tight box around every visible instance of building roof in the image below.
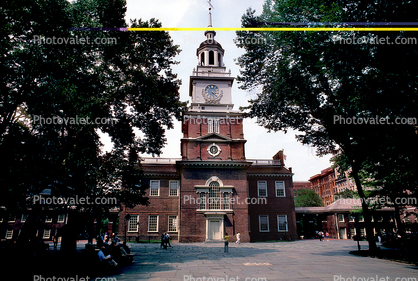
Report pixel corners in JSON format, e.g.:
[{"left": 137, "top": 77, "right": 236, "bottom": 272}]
[{"left": 295, "top": 198, "right": 395, "bottom": 214}]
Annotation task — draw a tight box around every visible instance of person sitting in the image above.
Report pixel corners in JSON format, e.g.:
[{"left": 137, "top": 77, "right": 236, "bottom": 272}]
[
  {"left": 97, "top": 245, "right": 118, "bottom": 267},
  {"left": 122, "top": 241, "right": 131, "bottom": 254}
]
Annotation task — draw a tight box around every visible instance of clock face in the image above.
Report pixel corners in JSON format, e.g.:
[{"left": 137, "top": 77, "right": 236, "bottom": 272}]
[
  {"left": 209, "top": 145, "right": 218, "bottom": 155},
  {"left": 204, "top": 85, "right": 220, "bottom": 100},
  {"left": 207, "top": 143, "right": 221, "bottom": 157}
]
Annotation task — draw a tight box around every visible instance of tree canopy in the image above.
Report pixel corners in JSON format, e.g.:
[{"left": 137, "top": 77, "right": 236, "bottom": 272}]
[
  {"left": 294, "top": 189, "right": 324, "bottom": 207},
  {"left": 1, "top": 0, "right": 186, "bottom": 247},
  {"left": 236, "top": 0, "right": 418, "bottom": 250}
]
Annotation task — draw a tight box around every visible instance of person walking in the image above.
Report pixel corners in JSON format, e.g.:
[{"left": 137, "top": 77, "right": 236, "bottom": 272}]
[
  {"left": 236, "top": 232, "right": 241, "bottom": 244},
  {"left": 224, "top": 233, "right": 229, "bottom": 253},
  {"left": 166, "top": 232, "right": 172, "bottom": 247}
]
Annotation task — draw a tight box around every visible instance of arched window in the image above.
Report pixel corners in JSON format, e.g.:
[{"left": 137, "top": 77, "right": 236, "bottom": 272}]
[
  {"left": 200, "top": 52, "right": 205, "bottom": 65},
  {"left": 208, "top": 181, "right": 220, "bottom": 209},
  {"left": 209, "top": 50, "right": 214, "bottom": 65}
]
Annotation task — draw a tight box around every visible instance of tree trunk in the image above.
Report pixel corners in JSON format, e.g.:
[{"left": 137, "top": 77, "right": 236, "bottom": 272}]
[
  {"left": 60, "top": 211, "right": 77, "bottom": 253},
  {"left": 351, "top": 161, "right": 377, "bottom": 251},
  {"left": 393, "top": 202, "right": 404, "bottom": 241}
]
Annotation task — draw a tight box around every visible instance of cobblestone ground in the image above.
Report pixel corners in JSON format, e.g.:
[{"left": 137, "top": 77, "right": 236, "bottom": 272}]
[{"left": 105, "top": 240, "right": 417, "bottom": 281}]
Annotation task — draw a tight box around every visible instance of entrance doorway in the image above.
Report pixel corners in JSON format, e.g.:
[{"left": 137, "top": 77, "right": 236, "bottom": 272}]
[
  {"left": 209, "top": 220, "right": 221, "bottom": 240},
  {"left": 205, "top": 214, "right": 225, "bottom": 241},
  {"left": 339, "top": 228, "right": 347, "bottom": 239}
]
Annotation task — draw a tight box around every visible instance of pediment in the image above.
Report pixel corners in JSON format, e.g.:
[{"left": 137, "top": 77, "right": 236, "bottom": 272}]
[{"left": 196, "top": 133, "right": 232, "bottom": 142}]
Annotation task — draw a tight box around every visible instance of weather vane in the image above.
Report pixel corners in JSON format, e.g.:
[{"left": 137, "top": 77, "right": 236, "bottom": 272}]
[{"left": 207, "top": 0, "right": 214, "bottom": 27}]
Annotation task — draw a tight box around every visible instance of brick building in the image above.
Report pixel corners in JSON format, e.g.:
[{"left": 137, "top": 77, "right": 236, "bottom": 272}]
[
  {"left": 293, "top": 181, "right": 311, "bottom": 191},
  {"left": 309, "top": 167, "right": 336, "bottom": 206},
  {"left": 118, "top": 27, "right": 297, "bottom": 243},
  {"left": 296, "top": 199, "right": 396, "bottom": 239}
]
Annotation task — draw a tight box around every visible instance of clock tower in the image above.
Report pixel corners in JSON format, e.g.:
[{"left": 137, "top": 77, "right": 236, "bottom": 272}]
[
  {"left": 181, "top": 24, "right": 246, "bottom": 161},
  {"left": 178, "top": 3, "right": 250, "bottom": 243}
]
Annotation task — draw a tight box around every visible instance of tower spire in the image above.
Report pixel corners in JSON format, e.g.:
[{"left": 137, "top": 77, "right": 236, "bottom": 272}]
[{"left": 208, "top": 0, "right": 214, "bottom": 27}]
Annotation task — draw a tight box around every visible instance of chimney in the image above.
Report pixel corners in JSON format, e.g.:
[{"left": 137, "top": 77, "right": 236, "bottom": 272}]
[{"left": 272, "top": 150, "right": 284, "bottom": 165}]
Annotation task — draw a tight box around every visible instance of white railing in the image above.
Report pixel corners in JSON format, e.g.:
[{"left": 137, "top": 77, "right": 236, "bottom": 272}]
[
  {"left": 140, "top": 158, "right": 181, "bottom": 164},
  {"left": 192, "top": 69, "right": 231, "bottom": 77},
  {"left": 140, "top": 158, "right": 281, "bottom": 165},
  {"left": 247, "top": 159, "right": 281, "bottom": 165}
]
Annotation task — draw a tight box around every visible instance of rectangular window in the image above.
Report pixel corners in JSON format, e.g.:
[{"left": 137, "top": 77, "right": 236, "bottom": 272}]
[
  {"left": 21, "top": 214, "right": 28, "bottom": 223},
  {"left": 169, "top": 181, "right": 179, "bottom": 196},
  {"left": 349, "top": 215, "right": 355, "bottom": 222},
  {"left": 150, "top": 180, "right": 160, "bottom": 196},
  {"left": 208, "top": 118, "right": 219, "bottom": 134},
  {"left": 148, "top": 215, "right": 158, "bottom": 232},
  {"left": 338, "top": 214, "right": 345, "bottom": 222},
  {"left": 5, "top": 230, "right": 13, "bottom": 239},
  {"left": 360, "top": 228, "right": 366, "bottom": 237},
  {"left": 199, "top": 193, "right": 206, "bottom": 209},
  {"left": 350, "top": 228, "right": 356, "bottom": 237},
  {"left": 277, "top": 215, "right": 288, "bottom": 232},
  {"left": 213, "top": 119, "right": 219, "bottom": 133},
  {"left": 359, "top": 215, "right": 364, "bottom": 222},
  {"left": 8, "top": 215, "right": 16, "bottom": 222},
  {"left": 259, "top": 215, "right": 269, "bottom": 232},
  {"left": 58, "top": 214, "right": 66, "bottom": 223},
  {"left": 45, "top": 216, "right": 52, "bottom": 223},
  {"left": 43, "top": 229, "right": 51, "bottom": 239},
  {"left": 275, "top": 181, "right": 285, "bottom": 197},
  {"left": 128, "top": 215, "right": 138, "bottom": 232},
  {"left": 168, "top": 215, "right": 178, "bottom": 232},
  {"left": 257, "top": 181, "right": 267, "bottom": 197},
  {"left": 223, "top": 193, "right": 230, "bottom": 209}
]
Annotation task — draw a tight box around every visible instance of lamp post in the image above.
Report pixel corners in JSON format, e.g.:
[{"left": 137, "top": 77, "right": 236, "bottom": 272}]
[{"left": 124, "top": 214, "right": 131, "bottom": 243}]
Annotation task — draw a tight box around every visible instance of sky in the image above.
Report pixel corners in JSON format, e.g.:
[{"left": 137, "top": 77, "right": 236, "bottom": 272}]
[{"left": 112, "top": 0, "right": 333, "bottom": 181}]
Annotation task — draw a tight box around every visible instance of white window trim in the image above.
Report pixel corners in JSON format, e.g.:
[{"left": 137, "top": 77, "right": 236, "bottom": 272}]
[
  {"left": 148, "top": 215, "right": 159, "bottom": 232},
  {"left": 8, "top": 215, "right": 16, "bottom": 223},
  {"left": 58, "top": 214, "right": 66, "bottom": 223},
  {"left": 128, "top": 215, "right": 139, "bottom": 232},
  {"left": 45, "top": 216, "right": 53, "bottom": 223},
  {"left": 349, "top": 215, "right": 355, "bottom": 222},
  {"left": 257, "top": 181, "right": 267, "bottom": 197},
  {"left": 338, "top": 214, "right": 345, "bottom": 222},
  {"left": 208, "top": 118, "right": 220, "bottom": 134},
  {"left": 275, "top": 181, "right": 285, "bottom": 197},
  {"left": 168, "top": 215, "right": 178, "bottom": 232},
  {"left": 169, "top": 181, "right": 179, "bottom": 197},
  {"left": 277, "top": 215, "right": 288, "bottom": 232},
  {"left": 5, "top": 230, "right": 13, "bottom": 239},
  {"left": 150, "top": 180, "right": 160, "bottom": 196},
  {"left": 259, "top": 215, "right": 269, "bottom": 232},
  {"left": 21, "top": 214, "right": 27, "bottom": 223},
  {"left": 350, "top": 228, "right": 356, "bottom": 236},
  {"left": 43, "top": 229, "right": 51, "bottom": 239}
]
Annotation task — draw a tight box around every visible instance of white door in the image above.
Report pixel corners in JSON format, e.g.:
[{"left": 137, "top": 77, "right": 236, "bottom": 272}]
[
  {"left": 339, "top": 228, "right": 347, "bottom": 239},
  {"left": 209, "top": 220, "right": 221, "bottom": 240}
]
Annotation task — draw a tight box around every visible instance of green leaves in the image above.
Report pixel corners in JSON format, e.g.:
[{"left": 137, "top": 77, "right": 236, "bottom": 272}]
[
  {"left": 1, "top": 0, "right": 185, "bottom": 214},
  {"left": 294, "top": 189, "right": 324, "bottom": 207}
]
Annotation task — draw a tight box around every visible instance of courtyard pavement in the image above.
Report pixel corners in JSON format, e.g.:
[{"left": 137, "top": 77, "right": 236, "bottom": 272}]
[{"left": 104, "top": 240, "right": 417, "bottom": 281}]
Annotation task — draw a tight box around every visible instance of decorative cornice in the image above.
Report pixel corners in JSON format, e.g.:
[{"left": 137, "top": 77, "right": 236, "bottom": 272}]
[
  {"left": 177, "top": 161, "right": 252, "bottom": 168},
  {"left": 143, "top": 173, "right": 179, "bottom": 178},
  {"left": 247, "top": 173, "right": 293, "bottom": 177}
]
